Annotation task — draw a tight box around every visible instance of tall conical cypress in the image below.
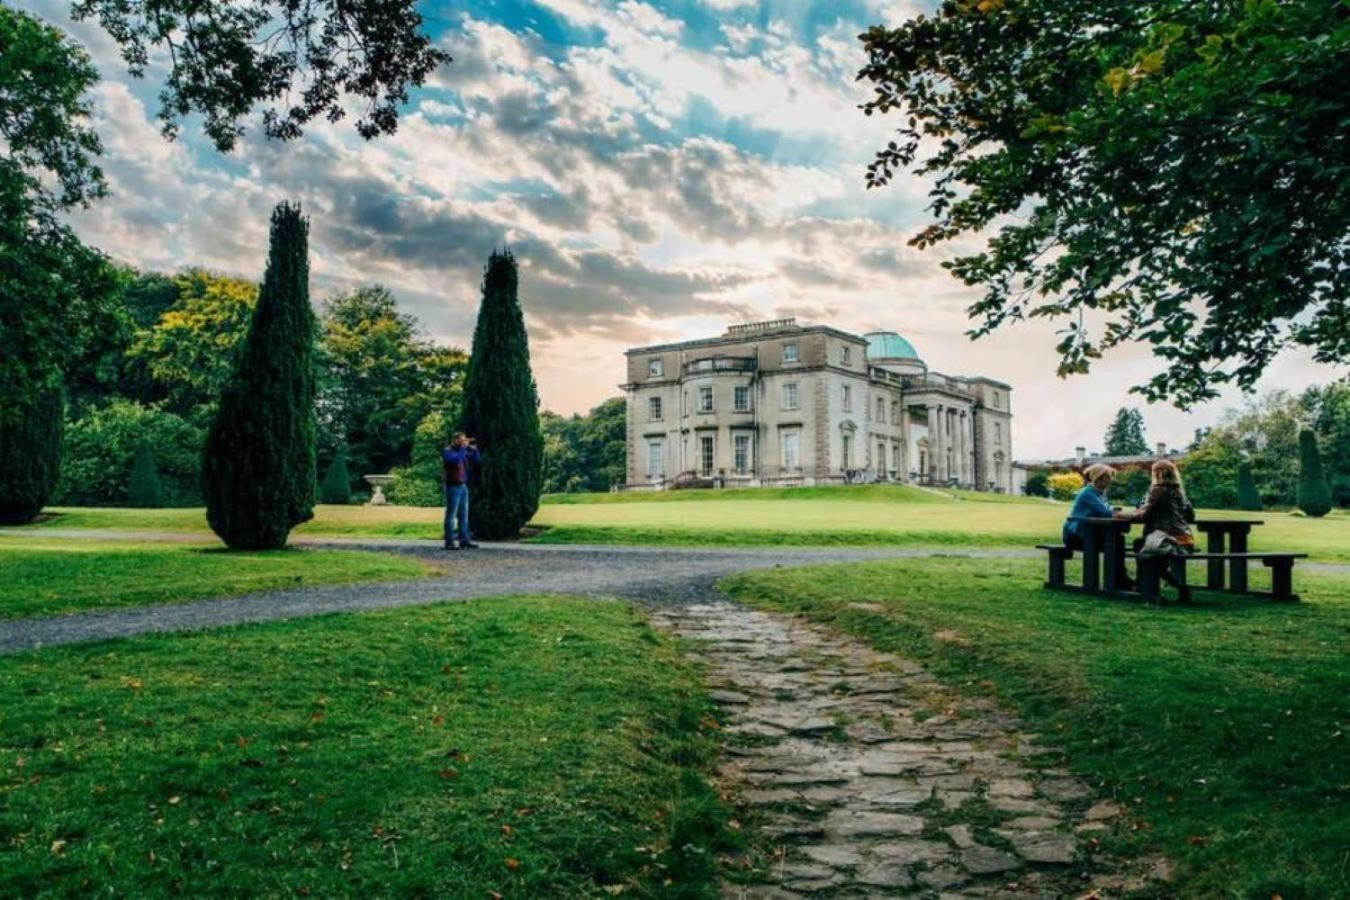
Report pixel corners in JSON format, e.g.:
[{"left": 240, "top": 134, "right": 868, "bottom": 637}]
[
  {"left": 1296, "top": 429, "right": 1332, "bottom": 518},
  {"left": 127, "top": 443, "right": 164, "bottom": 508},
  {"left": 201, "top": 203, "right": 316, "bottom": 549},
  {"left": 319, "top": 447, "right": 353, "bottom": 505},
  {"left": 0, "top": 384, "right": 63, "bottom": 524},
  {"left": 1235, "top": 462, "right": 1262, "bottom": 512},
  {"left": 459, "top": 250, "right": 543, "bottom": 539}
]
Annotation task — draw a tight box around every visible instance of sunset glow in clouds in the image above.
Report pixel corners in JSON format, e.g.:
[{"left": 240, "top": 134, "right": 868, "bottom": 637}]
[{"left": 30, "top": 0, "right": 1344, "bottom": 458}]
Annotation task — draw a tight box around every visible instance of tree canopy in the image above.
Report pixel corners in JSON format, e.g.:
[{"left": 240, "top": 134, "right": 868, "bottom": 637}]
[
  {"left": 72, "top": 0, "right": 450, "bottom": 151},
  {"left": 1103, "top": 408, "right": 1149, "bottom": 456},
  {"left": 317, "top": 286, "right": 468, "bottom": 479},
  {"left": 860, "top": 0, "right": 1349, "bottom": 407}
]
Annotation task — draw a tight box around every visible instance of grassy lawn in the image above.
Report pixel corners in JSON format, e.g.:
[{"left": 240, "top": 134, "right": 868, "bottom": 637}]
[
  {"left": 0, "top": 538, "right": 431, "bottom": 619},
  {"left": 722, "top": 558, "right": 1350, "bottom": 898},
  {"left": 0, "top": 597, "right": 733, "bottom": 897},
  {"left": 26, "top": 494, "right": 1350, "bottom": 562}
]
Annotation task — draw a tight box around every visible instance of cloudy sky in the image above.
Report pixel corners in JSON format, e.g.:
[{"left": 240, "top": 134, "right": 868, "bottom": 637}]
[{"left": 31, "top": 0, "right": 1344, "bottom": 459}]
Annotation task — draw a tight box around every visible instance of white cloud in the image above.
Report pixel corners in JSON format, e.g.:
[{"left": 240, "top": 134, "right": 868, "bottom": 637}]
[{"left": 30, "top": 0, "right": 1342, "bottom": 454}]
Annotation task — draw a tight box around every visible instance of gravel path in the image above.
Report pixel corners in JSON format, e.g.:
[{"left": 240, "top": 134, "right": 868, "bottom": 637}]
[{"left": 0, "top": 543, "right": 1031, "bottom": 655}]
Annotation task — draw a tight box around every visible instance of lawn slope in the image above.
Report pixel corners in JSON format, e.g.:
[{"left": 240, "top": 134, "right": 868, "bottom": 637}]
[
  {"left": 723, "top": 558, "right": 1350, "bottom": 897},
  {"left": 0, "top": 597, "right": 732, "bottom": 896},
  {"left": 0, "top": 538, "right": 430, "bottom": 619}
]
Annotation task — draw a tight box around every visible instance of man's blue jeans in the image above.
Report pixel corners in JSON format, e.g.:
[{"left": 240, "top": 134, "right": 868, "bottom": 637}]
[{"left": 445, "top": 484, "right": 471, "bottom": 545}]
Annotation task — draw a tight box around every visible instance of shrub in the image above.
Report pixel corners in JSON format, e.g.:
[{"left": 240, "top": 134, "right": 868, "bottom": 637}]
[
  {"left": 56, "top": 400, "right": 204, "bottom": 506},
  {"left": 202, "top": 203, "right": 316, "bottom": 549},
  {"left": 1047, "top": 471, "right": 1085, "bottom": 501},
  {"left": 319, "top": 447, "right": 353, "bottom": 505},
  {"left": 1236, "top": 462, "right": 1262, "bottom": 511},
  {"left": 388, "top": 411, "right": 447, "bottom": 507},
  {"left": 458, "top": 250, "right": 543, "bottom": 539},
  {"left": 1108, "top": 467, "right": 1151, "bottom": 505},
  {"left": 1024, "top": 470, "right": 1050, "bottom": 497},
  {"left": 127, "top": 443, "right": 163, "bottom": 507},
  {"left": 0, "top": 385, "right": 64, "bottom": 524},
  {"left": 1297, "top": 429, "right": 1332, "bottom": 518},
  {"left": 1179, "top": 441, "right": 1241, "bottom": 509}
]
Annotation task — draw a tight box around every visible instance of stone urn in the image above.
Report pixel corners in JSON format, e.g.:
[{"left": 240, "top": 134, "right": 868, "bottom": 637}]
[{"left": 364, "top": 474, "right": 394, "bottom": 506}]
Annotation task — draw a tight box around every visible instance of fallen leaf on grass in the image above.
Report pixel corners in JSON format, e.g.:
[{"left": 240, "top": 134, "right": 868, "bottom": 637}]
[
  {"left": 504, "top": 858, "right": 520, "bottom": 871},
  {"left": 51, "top": 839, "right": 67, "bottom": 855}
]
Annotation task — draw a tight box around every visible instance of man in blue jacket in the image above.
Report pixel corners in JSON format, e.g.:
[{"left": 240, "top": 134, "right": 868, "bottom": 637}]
[{"left": 442, "top": 433, "right": 482, "bottom": 550}]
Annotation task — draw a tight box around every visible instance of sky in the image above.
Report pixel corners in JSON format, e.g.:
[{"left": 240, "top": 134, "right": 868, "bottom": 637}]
[{"left": 28, "top": 0, "right": 1346, "bottom": 459}]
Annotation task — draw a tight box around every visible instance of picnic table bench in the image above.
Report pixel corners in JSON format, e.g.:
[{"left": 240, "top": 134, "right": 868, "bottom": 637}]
[{"left": 1036, "top": 516, "right": 1307, "bottom": 602}]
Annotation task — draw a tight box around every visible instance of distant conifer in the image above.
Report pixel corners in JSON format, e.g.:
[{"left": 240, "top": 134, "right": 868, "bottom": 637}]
[
  {"left": 201, "top": 203, "right": 316, "bottom": 548},
  {"left": 1296, "top": 429, "right": 1332, "bottom": 518},
  {"left": 458, "top": 250, "right": 543, "bottom": 539},
  {"left": 319, "top": 447, "right": 353, "bottom": 505},
  {"left": 0, "top": 385, "right": 63, "bottom": 524},
  {"left": 127, "top": 443, "right": 163, "bottom": 507},
  {"left": 1236, "top": 462, "right": 1262, "bottom": 511}
]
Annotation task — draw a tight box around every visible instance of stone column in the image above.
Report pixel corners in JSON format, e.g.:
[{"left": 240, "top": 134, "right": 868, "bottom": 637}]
[
  {"left": 932, "top": 404, "right": 945, "bottom": 483},
  {"left": 960, "top": 411, "right": 970, "bottom": 487}
]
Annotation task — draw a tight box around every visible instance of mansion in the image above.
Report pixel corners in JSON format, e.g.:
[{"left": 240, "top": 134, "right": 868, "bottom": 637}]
[{"left": 621, "top": 319, "right": 1014, "bottom": 492}]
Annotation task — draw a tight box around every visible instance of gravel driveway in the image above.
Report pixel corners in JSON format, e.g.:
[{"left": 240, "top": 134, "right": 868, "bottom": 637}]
[{"left": 0, "top": 542, "right": 1033, "bottom": 655}]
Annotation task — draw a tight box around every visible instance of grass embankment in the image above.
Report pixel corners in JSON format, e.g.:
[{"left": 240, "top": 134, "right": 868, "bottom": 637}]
[
  {"left": 0, "top": 597, "right": 733, "bottom": 896},
  {"left": 28, "top": 494, "right": 1350, "bottom": 562},
  {"left": 723, "top": 558, "right": 1350, "bottom": 898},
  {"left": 0, "top": 538, "right": 431, "bottom": 619}
]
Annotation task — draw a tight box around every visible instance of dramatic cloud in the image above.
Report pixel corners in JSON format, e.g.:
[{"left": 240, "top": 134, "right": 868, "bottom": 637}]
[{"left": 25, "top": 0, "right": 1344, "bottom": 457}]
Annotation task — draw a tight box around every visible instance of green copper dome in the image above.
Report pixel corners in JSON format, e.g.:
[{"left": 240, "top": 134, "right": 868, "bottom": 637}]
[{"left": 864, "top": 331, "right": 920, "bottom": 361}]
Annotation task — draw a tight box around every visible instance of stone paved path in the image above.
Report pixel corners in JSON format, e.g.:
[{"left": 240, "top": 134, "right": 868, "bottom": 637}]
[{"left": 650, "top": 599, "right": 1155, "bottom": 898}]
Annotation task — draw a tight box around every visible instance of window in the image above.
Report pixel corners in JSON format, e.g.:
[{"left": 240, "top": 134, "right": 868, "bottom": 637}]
[
  {"left": 892, "top": 443, "right": 901, "bottom": 472},
  {"left": 876, "top": 397, "right": 886, "bottom": 423},
  {"left": 698, "top": 386, "right": 714, "bottom": 413},
  {"left": 877, "top": 441, "right": 886, "bottom": 475},
  {"left": 782, "top": 343, "right": 799, "bottom": 363},
  {"left": 648, "top": 396, "right": 662, "bottom": 421},
  {"left": 647, "top": 441, "right": 663, "bottom": 479},
  {"left": 782, "top": 431, "right": 800, "bottom": 469},
  {"left": 842, "top": 385, "right": 852, "bottom": 412},
  {"left": 733, "top": 385, "right": 750, "bottom": 412},
  {"left": 782, "top": 383, "right": 799, "bottom": 410},
  {"left": 841, "top": 345, "right": 852, "bottom": 365},
  {"left": 995, "top": 422, "right": 1003, "bottom": 447},
  {"left": 841, "top": 434, "right": 852, "bottom": 469},
  {"left": 648, "top": 358, "right": 663, "bottom": 377},
  {"left": 734, "top": 434, "right": 751, "bottom": 474},
  {"left": 892, "top": 401, "right": 900, "bottom": 424},
  {"left": 699, "top": 435, "right": 715, "bottom": 475}
]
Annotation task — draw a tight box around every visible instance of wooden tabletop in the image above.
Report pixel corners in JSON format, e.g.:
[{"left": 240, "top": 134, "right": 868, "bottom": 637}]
[{"left": 1194, "top": 519, "right": 1265, "bottom": 527}]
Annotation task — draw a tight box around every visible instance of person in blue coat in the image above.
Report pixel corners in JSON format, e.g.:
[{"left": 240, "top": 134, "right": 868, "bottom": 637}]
[
  {"left": 442, "top": 433, "right": 482, "bottom": 550},
  {"left": 1063, "top": 463, "right": 1133, "bottom": 587}
]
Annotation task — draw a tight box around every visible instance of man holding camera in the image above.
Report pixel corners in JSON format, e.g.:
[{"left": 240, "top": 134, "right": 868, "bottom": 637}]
[{"left": 442, "top": 432, "right": 481, "bottom": 550}]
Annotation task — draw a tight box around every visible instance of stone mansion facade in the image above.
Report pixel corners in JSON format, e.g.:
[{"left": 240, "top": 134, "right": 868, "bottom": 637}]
[{"left": 622, "top": 319, "right": 1014, "bottom": 491}]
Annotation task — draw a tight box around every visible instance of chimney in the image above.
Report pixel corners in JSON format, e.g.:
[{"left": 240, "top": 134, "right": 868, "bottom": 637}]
[
  {"left": 1075, "top": 446, "right": 1086, "bottom": 466},
  {"left": 1156, "top": 441, "right": 1166, "bottom": 458}
]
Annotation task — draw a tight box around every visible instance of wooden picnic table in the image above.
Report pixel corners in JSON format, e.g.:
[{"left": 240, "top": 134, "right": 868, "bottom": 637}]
[{"left": 1194, "top": 519, "right": 1264, "bottom": 592}]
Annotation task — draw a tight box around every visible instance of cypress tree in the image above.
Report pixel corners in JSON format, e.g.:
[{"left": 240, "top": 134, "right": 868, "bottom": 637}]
[
  {"left": 1236, "top": 462, "right": 1262, "bottom": 511},
  {"left": 127, "top": 443, "right": 163, "bottom": 507},
  {"left": 201, "top": 203, "right": 316, "bottom": 549},
  {"left": 1296, "top": 429, "right": 1332, "bottom": 518},
  {"left": 319, "top": 447, "right": 353, "bottom": 505},
  {"left": 459, "top": 250, "right": 543, "bottom": 539},
  {"left": 0, "top": 384, "right": 63, "bottom": 524}
]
